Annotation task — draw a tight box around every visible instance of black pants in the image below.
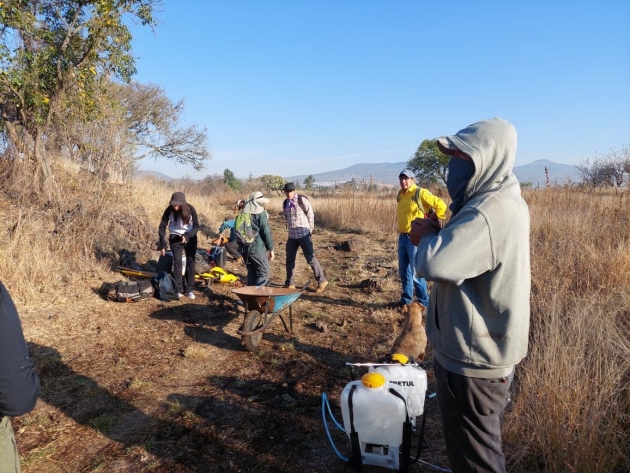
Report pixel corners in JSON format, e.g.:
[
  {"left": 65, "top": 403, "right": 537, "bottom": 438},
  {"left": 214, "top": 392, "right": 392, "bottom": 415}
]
[
  {"left": 434, "top": 360, "right": 514, "bottom": 473},
  {"left": 170, "top": 236, "right": 197, "bottom": 294}
]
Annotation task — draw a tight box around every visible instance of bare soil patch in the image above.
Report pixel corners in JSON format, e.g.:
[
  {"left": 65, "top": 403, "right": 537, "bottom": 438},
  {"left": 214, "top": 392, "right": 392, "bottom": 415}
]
[{"left": 15, "top": 211, "right": 450, "bottom": 472}]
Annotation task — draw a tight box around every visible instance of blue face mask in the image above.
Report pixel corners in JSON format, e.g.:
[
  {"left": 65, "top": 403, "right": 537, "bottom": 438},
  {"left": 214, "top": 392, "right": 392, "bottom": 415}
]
[{"left": 446, "top": 156, "right": 475, "bottom": 215}]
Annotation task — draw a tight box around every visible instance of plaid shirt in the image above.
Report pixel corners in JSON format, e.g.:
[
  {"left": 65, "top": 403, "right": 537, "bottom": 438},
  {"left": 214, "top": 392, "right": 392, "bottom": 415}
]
[{"left": 284, "top": 195, "right": 314, "bottom": 239}]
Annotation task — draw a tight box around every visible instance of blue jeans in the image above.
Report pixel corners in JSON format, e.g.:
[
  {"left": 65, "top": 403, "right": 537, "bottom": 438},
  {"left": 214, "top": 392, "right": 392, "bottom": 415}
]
[{"left": 398, "top": 233, "right": 429, "bottom": 306}]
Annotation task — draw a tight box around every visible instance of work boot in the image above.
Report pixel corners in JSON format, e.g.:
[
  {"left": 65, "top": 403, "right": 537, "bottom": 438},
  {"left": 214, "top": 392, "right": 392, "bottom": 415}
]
[
  {"left": 284, "top": 284, "right": 296, "bottom": 289},
  {"left": 315, "top": 280, "right": 329, "bottom": 294}
]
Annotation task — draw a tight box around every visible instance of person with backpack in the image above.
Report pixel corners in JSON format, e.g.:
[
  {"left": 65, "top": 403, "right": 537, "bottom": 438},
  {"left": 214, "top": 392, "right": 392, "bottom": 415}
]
[
  {"left": 158, "top": 191, "right": 200, "bottom": 299},
  {"left": 236, "top": 191, "right": 274, "bottom": 286},
  {"left": 217, "top": 199, "right": 246, "bottom": 264},
  {"left": 282, "top": 182, "right": 328, "bottom": 293},
  {"left": 395, "top": 169, "right": 447, "bottom": 308},
  {"left": 0, "top": 281, "right": 40, "bottom": 473}
]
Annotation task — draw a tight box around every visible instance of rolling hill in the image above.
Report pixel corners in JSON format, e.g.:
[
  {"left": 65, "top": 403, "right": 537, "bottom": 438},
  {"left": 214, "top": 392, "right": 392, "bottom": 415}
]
[
  {"left": 137, "top": 159, "right": 580, "bottom": 187},
  {"left": 285, "top": 159, "right": 580, "bottom": 187}
]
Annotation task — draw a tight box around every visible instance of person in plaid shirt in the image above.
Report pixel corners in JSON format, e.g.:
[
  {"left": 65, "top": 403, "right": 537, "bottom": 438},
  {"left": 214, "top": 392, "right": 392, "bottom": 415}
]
[{"left": 282, "top": 183, "right": 328, "bottom": 293}]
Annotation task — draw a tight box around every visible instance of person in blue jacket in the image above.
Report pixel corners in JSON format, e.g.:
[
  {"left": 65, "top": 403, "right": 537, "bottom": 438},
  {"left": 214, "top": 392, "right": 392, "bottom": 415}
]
[
  {"left": 0, "top": 281, "right": 40, "bottom": 472},
  {"left": 218, "top": 207, "right": 244, "bottom": 264}
]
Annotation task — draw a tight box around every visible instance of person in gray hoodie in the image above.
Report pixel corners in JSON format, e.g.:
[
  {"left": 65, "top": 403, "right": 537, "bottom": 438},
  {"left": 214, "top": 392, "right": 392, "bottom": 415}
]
[{"left": 410, "top": 118, "right": 530, "bottom": 473}]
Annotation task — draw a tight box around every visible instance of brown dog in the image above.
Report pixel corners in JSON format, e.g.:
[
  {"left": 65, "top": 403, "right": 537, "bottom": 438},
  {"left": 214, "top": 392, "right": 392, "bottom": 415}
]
[{"left": 391, "top": 302, "right": 427, "bottom": 361}]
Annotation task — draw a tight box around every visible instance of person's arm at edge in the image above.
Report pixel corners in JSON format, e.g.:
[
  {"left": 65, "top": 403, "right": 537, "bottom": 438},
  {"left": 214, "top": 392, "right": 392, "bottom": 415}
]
[
  {"left": 0, "top": 282, "right": 40, "bottom": 417},
  {"left": 305, "top": 199, "right": 315, "bottom": 231}
]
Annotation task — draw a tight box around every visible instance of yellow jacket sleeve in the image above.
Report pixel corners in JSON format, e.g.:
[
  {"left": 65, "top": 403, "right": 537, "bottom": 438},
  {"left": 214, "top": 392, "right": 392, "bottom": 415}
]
[{"left": 418, "top": 188, "right": 448, "bottom": 220}]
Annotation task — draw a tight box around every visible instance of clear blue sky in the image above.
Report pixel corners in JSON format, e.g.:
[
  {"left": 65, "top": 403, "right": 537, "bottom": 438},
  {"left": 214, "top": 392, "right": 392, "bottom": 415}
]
[{"left": 130, "top": 1, "right": 630, "bottom": 179}]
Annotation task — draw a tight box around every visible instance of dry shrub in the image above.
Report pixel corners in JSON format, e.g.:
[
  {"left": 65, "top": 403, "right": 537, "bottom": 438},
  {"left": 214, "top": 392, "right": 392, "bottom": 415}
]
[
  {"left": 504, "top": 187, "right": 630, "bottom": 472},
  {"left": 0, "top": 160, "right": 226, "bottom": 307}
]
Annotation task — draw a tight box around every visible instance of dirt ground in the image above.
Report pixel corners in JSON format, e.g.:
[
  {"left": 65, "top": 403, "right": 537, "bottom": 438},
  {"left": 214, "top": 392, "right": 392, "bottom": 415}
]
[{"left": 15, "top": 210, "right": 451, "bottom": 473}]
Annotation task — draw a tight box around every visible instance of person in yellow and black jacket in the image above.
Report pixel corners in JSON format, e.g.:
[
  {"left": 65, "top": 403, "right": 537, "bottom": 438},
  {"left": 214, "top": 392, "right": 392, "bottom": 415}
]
[{"left": 395, "top": 169, "right": 447, "bottom": 307}]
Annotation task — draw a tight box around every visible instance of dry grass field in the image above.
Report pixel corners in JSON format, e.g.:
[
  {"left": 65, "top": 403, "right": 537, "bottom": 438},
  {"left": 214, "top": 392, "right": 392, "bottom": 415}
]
[{"left": 1, "top": 162, "right": 629, "bottom": 472}]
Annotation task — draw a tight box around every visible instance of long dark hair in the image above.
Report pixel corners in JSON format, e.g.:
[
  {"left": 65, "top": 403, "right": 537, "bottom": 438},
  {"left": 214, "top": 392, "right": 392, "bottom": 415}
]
[{"left": 172, "top": 202, "right": 192, "bottom": 224}]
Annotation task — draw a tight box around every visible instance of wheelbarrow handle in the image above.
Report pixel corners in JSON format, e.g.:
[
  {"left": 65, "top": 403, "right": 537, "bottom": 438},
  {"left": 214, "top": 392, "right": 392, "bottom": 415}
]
[{"left": 300, "top": 280, "right": 311, "bottom": 292}]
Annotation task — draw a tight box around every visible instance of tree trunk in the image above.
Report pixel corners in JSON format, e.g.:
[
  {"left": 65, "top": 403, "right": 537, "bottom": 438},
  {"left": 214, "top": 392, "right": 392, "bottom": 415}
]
[{"left": 33, "top": 128, "right": 52, "bottom": 182}]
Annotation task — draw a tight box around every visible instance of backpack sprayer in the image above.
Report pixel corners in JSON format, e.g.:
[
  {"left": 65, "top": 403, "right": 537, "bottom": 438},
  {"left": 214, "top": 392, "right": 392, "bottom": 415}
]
[{"left": 321, "top": 354, "right": 434, "bottom": 473}]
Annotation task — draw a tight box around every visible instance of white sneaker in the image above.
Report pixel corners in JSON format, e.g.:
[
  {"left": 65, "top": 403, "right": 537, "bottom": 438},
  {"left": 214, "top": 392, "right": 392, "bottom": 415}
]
[
  {"left": 178, "top": 293, "right": 183, "bottom": 299},
  {"left": 186, "top": 292, "right": 196, "bottom": 300}
]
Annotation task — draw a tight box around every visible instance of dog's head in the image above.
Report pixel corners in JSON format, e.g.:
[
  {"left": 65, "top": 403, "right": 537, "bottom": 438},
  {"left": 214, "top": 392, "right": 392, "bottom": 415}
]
[
  {"left": 402, "top": 302, "right": 426, "bottom": 326},
  {"left": 402, "top": 301, "right": 425, "bottom": 314}
]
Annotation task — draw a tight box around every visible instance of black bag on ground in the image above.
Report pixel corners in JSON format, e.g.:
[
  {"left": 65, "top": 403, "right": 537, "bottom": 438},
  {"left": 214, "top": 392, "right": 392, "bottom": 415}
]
[
  {"left": 155, "top": 253, "right": 173, "bottom": 273},
  {"left": 151, "top": 271, "right": 180, "bottom": 301},
  {"left": 99, "top": 281, "right": 122, "bottom": 300},
  {"left": 115, "top": 280, "right": 154, "bottom": 302}
]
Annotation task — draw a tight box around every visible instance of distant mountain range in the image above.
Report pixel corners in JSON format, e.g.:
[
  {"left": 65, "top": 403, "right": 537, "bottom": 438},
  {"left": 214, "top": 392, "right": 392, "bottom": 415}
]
[
  {"left": 135, "top": 169, "right": 175, "bottom": 181},
  {"left": 285, "top": 159, "right": 581, "bottom": 187},
  {"left": 136, "top": 159, "right": 580, "bottom": 187}
]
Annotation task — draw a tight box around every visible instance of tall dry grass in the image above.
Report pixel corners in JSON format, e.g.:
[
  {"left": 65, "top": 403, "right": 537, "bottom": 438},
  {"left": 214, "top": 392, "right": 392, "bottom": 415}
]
[
  {"left": 311, "top": 186, "right": 447, "bottom": 237},
  {"left": 505, "top": 188, "right": 630, "bottom": 472},
  {"left": 313, "top": 188, "right": 399, "bottom": 234}
]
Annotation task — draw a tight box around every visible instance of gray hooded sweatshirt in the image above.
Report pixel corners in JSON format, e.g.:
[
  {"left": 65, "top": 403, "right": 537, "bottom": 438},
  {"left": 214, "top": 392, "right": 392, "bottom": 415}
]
[{"left": 415, "top": 118, "right": 530, "bottom": 378}]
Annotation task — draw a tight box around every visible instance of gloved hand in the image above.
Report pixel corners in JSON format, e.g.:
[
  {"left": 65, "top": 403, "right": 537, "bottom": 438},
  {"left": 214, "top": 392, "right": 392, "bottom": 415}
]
[{"left": 410, "top": 217, "right": 441, "bottom": 246}]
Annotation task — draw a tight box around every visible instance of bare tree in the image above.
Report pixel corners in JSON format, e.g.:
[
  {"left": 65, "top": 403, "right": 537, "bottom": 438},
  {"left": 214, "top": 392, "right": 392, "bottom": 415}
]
[
  {"left": 118, "top": 83, "right": 210, "bottom": 171},
  {"left": 576, "top": 156, "right": 610, "bottom": 191},
  {"left": 606, "top": 145, "right": 630, "bottom": 187},
  {"left": 49, "top": 81, "right": 210, "bottom": 182}
]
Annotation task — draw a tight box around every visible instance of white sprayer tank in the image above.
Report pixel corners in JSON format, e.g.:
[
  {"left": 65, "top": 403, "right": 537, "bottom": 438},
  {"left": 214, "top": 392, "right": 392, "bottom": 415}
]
[
  {"left": 340, "top": 372, "right": 407, "bottom": 470},
  {"left": 369, "top": 354, "right": 428, "bottom": 418}
]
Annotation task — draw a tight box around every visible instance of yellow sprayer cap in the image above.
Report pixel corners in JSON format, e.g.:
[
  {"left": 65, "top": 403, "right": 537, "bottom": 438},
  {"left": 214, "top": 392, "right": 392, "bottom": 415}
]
[
  {"left": 391, "top": 353, "right": 409, "bottom": 364},
  {"left": 361, "top": 372, "right": 386, "bottom": 389}
]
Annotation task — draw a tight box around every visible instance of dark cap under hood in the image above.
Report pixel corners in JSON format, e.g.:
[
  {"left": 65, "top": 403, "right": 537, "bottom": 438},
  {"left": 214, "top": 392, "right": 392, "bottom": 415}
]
[{"left": 438, "top": 117, "right": 519, "bottom": 200}]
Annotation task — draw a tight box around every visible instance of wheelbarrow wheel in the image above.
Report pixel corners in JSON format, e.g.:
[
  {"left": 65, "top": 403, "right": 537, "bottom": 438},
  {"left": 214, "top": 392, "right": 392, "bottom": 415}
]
[{"left": 242, "top": 310, "right": 264, "bottom": 351}]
